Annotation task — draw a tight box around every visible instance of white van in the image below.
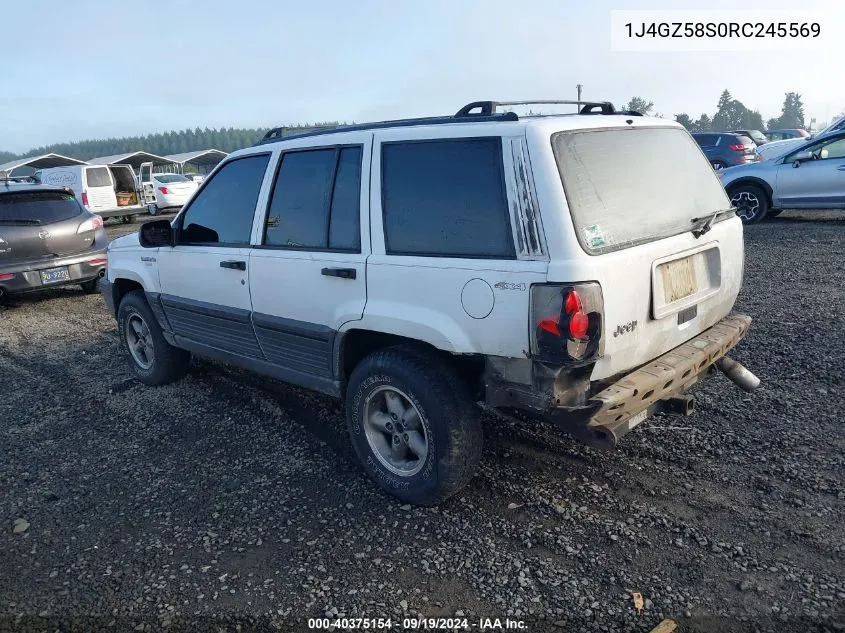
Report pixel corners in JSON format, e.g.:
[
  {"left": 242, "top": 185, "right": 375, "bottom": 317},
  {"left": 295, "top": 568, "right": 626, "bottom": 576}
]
[{"left": 34, "top": 164, "right": 146, "bottom": 222}]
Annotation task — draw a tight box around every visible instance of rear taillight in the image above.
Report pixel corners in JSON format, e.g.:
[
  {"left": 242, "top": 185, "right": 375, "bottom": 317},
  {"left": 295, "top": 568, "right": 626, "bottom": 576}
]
[
  {"left": 530, "top": 283, "right": 603, "bottom": 364},
  {"left": 159, "top": 187, "right": 169, "bottom": 194},
  {"left": 0, "top": 272, "right": 14, "bottom": 281},
  {"left": 728, "top": 144, "right": 748, "bottom": 151},
  {"left": 81, "top": 192, "right": 89, "bottom": 207},
  {"left": 77, "top": 214, "right": 104, "bottom": 234}
]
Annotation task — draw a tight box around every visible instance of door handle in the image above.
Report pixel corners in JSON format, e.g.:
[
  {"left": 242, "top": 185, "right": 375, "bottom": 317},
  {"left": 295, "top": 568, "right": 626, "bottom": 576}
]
[
  {"left": 321, "top": 267, "right": 356, "bottom": 279},
  {"left": 220, "top": 260, "right": 246, "bottom": 271}
]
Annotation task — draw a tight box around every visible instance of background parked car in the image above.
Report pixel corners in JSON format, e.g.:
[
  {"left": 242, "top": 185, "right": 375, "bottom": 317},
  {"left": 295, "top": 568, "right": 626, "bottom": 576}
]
[
  {"left": 766, "top": 129, "right": 810, "bottom": 141},
  {"left": 148, "top": 173, "right": 199, "bottom": 215},
  {"left": 691, "top": 132, "right": 757, "bottom": 170},
  {"left": 729, "top": 129, "right": 769, "bottom": 146},
  {"left": 0, "top": 179, "right": 107, "bottom": 300},
  {"left": 721, "top": 130, "right": 845, "bottom": 223}
]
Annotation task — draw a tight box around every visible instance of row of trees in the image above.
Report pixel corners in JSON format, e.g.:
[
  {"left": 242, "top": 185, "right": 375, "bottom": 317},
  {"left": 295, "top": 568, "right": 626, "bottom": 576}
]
[
  {"left": 1, "top": 123, "right": 340, "bottom": 163},
  {"left": 625, "top": 90, "right": 811, "bottom": 133},
  {"left": 0, "top": 93, "right": 828, "bottom": 162}
]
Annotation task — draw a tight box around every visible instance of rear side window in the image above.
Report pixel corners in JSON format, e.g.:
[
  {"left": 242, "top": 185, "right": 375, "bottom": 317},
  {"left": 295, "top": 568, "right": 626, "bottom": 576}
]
[
  {"left": 0, "top": 191, "right": 83, "bottom": 225},
  {"left": 381, "top": 138, "right": 514, "bottom": 258},
  {"left": 85, "top": 167, "right": 112, "bottom": 188},
  {"left": 179, "top": 154, "right": 270, "bottom": 245},
  {"left": 693, "top": 134, "right": 720, "bottom": 146},
  {"left": 264, "top": 146, "right": 362, "bottom": 251}
]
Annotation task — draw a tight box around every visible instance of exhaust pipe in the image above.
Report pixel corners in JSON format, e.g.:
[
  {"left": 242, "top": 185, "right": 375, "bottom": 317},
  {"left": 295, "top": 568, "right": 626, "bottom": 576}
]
[
  {"left": 716, "top": 356, "right": 760, "bottom": 392},
  {"left": 98, "top": 269, "right": 106, "bottom": 278}
]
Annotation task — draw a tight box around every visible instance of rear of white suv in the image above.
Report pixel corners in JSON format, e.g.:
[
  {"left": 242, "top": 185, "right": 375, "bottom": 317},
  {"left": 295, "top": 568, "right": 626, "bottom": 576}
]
[{"left": 484, "top": 116, "right": 754, "bottom": 448}]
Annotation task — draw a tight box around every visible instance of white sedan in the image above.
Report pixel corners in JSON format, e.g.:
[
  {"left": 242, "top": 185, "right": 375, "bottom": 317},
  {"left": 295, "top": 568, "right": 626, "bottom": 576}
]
[{"left": 149, "top": 173, "right": 198, "bottom": 215}]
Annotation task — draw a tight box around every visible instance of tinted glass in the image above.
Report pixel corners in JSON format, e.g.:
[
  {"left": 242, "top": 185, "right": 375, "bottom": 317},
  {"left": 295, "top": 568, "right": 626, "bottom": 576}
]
[
  {"left": 381, "top": 138, "right": 513, "bottom": 258},
  {"left": 85, "top": 167, "right": 111, "bottom": 187},
  {"left": 265, "top": 149, "right": 336, "bottom": 248},
  {"left": 0, "top": 191, "right": 82, "bottom": 224},
  {"left": 693, "top": 134, "right": 719, "bottom": 146},
  {"left": 329, "top": 147, "right": 362, "bottom": 250},
  {"left": 180, "top": 154, "right": 270, "bottom": 245},
  {"left": 733, "top": 135, "right": 754, "bottom": 146}
]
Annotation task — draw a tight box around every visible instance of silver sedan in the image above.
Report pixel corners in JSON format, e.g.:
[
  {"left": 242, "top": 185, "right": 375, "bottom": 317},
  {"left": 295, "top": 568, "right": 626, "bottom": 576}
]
[{"left": 720, "top": 131, "right": 845, "bottom": 223}]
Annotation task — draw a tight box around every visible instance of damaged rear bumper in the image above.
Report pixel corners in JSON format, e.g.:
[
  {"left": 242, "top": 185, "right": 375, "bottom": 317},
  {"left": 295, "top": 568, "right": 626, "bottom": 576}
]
[
  {"left": 557, "top": 313, "right": 753, "bottom": 447},
  {"left": 485, "top": 314, "right": 754, "bottom": 449}
]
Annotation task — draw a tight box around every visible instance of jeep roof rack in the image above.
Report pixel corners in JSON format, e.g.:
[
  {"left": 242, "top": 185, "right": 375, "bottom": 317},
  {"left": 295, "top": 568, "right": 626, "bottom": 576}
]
[{"left": 255, "top": 99, "right": 641, "bottom": 146}]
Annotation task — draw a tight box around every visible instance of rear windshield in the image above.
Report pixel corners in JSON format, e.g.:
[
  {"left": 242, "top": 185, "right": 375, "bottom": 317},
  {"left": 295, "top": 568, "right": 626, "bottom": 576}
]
[
  {"left": 0, "top": 191, "right": 83, "bottom": 225},
  {"left": 552, "top": 127, "right": 731, "bottom": 254},
  {"left": 155, "top": 174, "right": 190, "bottom": 183},
  {"left": 733, "top": 135, "right": 754, "bottom": 146},
  {"left": 85, "top": 167, "right": 112, "bottom": 188}
]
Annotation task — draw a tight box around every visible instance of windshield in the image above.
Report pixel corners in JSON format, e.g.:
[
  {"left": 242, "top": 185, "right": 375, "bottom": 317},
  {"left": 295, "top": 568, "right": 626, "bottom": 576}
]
[
  {"left": 155, "top": 174, "right": 190, "bottom": 183},
  {"left": 552, "top": 127, "right": 730, "bottom": 254},
  {"left": 0, "top": 191, "right": 83, "bottom": 224}
]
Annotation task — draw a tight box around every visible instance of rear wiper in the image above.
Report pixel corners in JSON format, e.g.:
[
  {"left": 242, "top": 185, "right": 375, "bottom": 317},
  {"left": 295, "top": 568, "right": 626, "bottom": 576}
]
[
  {"left": 690, "top": 208, "right": 734, "bottom": 238},
  {"left": 0, "top": 218, "right": 41, "bottom": 225}
]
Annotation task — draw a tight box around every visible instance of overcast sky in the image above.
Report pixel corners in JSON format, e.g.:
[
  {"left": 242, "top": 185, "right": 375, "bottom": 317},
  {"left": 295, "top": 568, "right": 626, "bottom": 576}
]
[{"left": 1, "top": 0, "right": 842, "bottom": 153}]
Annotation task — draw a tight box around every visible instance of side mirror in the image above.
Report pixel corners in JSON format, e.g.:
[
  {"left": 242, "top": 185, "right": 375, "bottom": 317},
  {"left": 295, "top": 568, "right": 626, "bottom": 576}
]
[
  {"left": 791, "top": 150, "right": 813, "bottom": 167},
  {"left": 139, "top": 219, "right": 174, "bottom": 248}
]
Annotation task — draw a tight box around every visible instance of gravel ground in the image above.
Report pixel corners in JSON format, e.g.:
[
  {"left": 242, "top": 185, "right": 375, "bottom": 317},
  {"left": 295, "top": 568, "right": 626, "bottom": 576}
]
[{"left": 1, "top": 211, "right": 843, "bottom": 633}]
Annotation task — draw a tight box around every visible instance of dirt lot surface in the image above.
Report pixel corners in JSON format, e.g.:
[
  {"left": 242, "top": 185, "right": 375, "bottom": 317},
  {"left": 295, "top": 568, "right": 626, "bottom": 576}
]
[{"left": 1, "top": 211, "right": 843, "bottom": 633}]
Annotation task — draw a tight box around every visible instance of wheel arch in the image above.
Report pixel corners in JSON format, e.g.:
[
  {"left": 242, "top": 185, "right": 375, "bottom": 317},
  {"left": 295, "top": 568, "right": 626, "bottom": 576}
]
[{"left": 725, "top": 177, "right": 774, "bottom": 207}]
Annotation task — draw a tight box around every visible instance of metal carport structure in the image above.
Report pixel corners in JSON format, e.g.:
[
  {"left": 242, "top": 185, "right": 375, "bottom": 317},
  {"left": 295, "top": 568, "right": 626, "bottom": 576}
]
[
  {"left": 0, "top": 153, "right": 88, "bottom": 176},
  {"left": 163, "top": 149, "right": 228, "bottom": 175},
  {"left": 87, "top": 151, "right": 172, "bottom": 170}
]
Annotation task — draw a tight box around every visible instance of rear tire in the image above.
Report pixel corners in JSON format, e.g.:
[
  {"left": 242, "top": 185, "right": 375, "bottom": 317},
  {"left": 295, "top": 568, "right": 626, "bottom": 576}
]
[
  {"left": 117, "top": 290, "right": 190, "bottom": 386},
  {"left": 148, "top": 204, "right": 158, "bottom": 216},
  {"left": 345, "top": 346, "right": 483, "bottom": 506},
  {"left": 729, "top": 184, "right": 769, "bottom": 224}
]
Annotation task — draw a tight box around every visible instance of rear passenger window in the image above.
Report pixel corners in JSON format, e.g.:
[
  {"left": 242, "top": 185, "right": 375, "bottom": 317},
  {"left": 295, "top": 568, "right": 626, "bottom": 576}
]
[
  {"left": 381, "top": 138, "right": 514, "bottom": 258},
  {"left": 264, "top": 146, "right": 362, "bottom": 251},
  {"left": 179, "top": 154, "right": 270, "bottom": 245},
  {"left": 85, "top": 168, "right": 111, "bottom": 187}
]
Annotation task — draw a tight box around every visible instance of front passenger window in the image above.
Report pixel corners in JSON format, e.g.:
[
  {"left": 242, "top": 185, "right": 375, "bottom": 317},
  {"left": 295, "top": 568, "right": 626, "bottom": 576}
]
[{"left": 180, "top": 154, "right": 270, "bottom": 245}]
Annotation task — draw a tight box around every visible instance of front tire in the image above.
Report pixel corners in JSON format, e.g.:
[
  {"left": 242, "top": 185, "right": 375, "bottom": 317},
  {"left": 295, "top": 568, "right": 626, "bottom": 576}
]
[
  {"left": 729, "top": 185, "right": 769, "bottom": 224},
  {"left": 117, "top": 290, "right": 190, "bottom": 386},
  {"left": 345, "top": 347, "right": 483, "bottom": 506}
]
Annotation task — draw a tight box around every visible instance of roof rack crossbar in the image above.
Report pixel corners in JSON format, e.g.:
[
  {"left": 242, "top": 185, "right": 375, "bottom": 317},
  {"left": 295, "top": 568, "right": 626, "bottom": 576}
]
[{"left": 455, "top": 100, "right": 620, "bottom": 116}]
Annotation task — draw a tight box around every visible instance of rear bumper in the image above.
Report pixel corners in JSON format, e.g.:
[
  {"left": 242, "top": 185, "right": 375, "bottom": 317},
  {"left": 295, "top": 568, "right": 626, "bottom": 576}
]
[
  {"left": 572, "top": 313, "right": 752, "bottom": 447},
  {"left": 0, "top": 248, "right": 108, "bottom": 295},
  {"left": 485, "top": 314, "right": 753, "bottom": 447}
]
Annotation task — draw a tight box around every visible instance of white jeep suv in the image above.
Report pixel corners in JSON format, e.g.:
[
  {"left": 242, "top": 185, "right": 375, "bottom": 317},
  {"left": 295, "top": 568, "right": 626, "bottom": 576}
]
[{"left": 102, "top": 100, "right": 757, "bottom": 505}]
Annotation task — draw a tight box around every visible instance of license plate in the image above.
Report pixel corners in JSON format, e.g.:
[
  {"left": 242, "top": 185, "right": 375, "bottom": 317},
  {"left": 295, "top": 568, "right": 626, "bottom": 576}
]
[
  {"left": 660, "top": 256, "right": 697, "bottom": 303},
  {"left": 40, "top": 267, "right": 71, "bottom": 284}
]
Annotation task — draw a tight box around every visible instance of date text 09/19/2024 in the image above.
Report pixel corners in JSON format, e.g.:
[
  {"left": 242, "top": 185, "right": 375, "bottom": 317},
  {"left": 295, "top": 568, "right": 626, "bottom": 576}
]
[{"left": 307, "top": 617, "right": 528, "bottom": 630}]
